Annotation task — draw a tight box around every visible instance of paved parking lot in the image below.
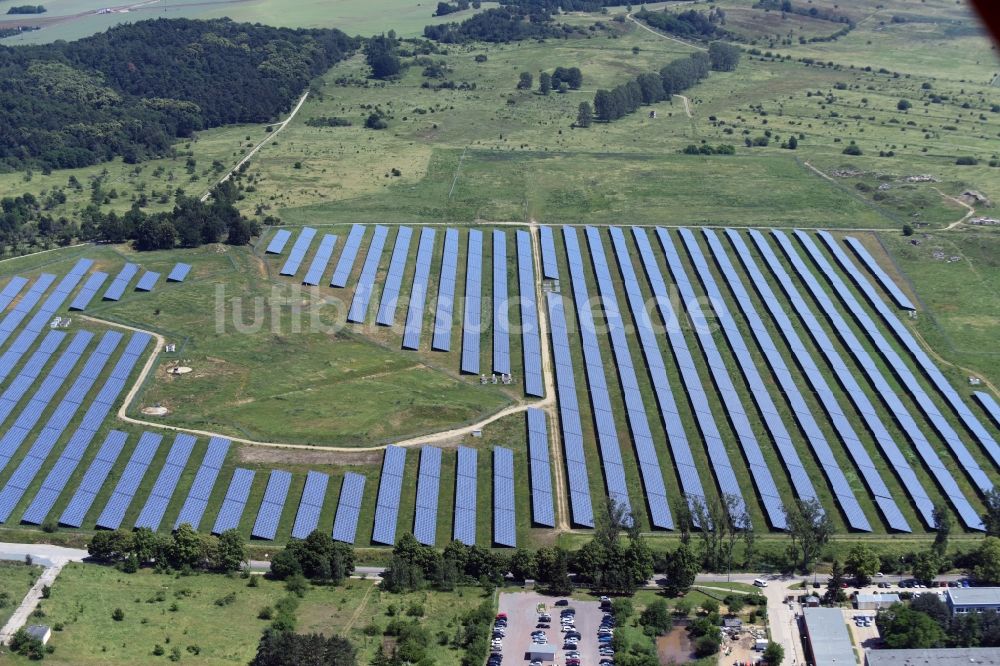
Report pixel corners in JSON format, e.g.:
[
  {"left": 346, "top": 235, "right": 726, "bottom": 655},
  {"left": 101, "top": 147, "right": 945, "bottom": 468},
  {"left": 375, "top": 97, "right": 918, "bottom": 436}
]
[
  {"left": 842, "top": 609, "right": 880, "bottom": 652},
  {"left": 497, "top": 592, "right": 604, "bottom": 666}
]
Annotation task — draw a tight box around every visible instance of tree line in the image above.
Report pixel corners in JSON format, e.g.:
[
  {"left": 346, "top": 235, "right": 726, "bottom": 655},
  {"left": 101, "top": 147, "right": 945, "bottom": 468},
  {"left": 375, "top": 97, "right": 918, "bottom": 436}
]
[
  {"left": 592, "top": 51, "right": 710, "bottom": 123},
  {"left": 6, "top": 5, "right": 46, "bottom": 13},
  {"left": 423, "top": 5, "right": 578, "bottom": 43},
  {"left": 635, "top": 7, "right": 730, "bottom": 40}
]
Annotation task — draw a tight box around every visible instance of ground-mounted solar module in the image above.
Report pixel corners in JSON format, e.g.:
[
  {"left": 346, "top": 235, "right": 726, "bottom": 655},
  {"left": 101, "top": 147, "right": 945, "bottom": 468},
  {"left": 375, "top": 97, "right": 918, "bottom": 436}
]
[
  {"left": 413, "top": 446, "right": 442, "bottom": 546},
  {"left": 402, "top": 228, "right": 436, "bottom": 350},
  {"left": 539, "top": 225, "right": 559, "bottom": 280},
  {"left": 347, "top": 225, "right": 389, "bottom": 323},
  {"left": 331, "top": 224, "right": 366, "bottom": 287},
  {"left": 265, "top": 228, "right": 292, "bottom": 254},
  {"left": 0, "top": 330, "right": 64, "bottom": 427},
  {"left": 975, "top": 392, "right": 1000, "bottom": 429},
  {"left": 0, "top": 274, "right": 56, "bottom": 351},
  {"left": 134, "top": 434, "right": 197, "bottom": 531},
  {"left": 492, "top": 230, "right": 511, "bottom": 375},
  {"left": 453, "top": 446, "right": 477, "bottom": 544},
  {"left": 252, "top": 470, "right": 292, "bottom": 540},
  {"left": 460, "top": 229, "right": 483, "bottom": 374},
  {"left": 103, "top": 263, "right": 139, "bottom": 301},
  {"left": 493, "top": 447, "right": 516, "bottom": 547},
  {"left": 303, "top": 234, "right": 338, "bottom": 286},
  {"left": 279, "top": 227, "right": 317, "bottom": 276},
  {"left": 842, "top": 236, "right": 915, "bottom": 310},
  {"left": 212, "top": 468, "right": 256, "bottom": 534},
  {"left": 167, "top": 263, "right": 192, "bottom": 283},
  {"left": 174, "top": 437, "right": 231, "bottom": 530},
  {"left": 69, "top": 272, "right": 108, "bottom": 311},
  {"left": 332, "top": 472, "right": 366, "bottom": 544},
  {"left": 292, "top": 470, "right": 329, "bottom": 539},
  {"left": 516, "top": 231, "right": 544, "bottom": 398},
  {"left": 376, "top": 226, "right": 413, "bottom": 326},
  {"left": 372, "top": 445, "right": 406, "bottom": 545},
  {"left": 96, "top": 432, "right": 164, "bottom": 530},
  {"left": 59, "top": 431, "right": 129, "bottom": 527},
  {"left": 431, "top": 228, "right": 460, "bottom": 351},
  {"left": 135, "top": 271, "right": 160, "bottom": 292},
  {"left": 526, "top": 408, "right": 554, "bottom": 527},
  {"left": 0, "top": 276, "right": 28, "bottom": 312}
]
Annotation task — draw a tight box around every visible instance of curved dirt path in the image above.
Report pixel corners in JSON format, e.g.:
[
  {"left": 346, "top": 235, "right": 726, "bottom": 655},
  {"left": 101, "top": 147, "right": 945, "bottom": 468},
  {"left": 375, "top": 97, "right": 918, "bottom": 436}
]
[
  {"left": 674, "top": 94, "right": 692, "bottom": 117},
  {"left": 626, "top": 12, "right": 707, "bottom": 51},
  {"left": 933, "top": 186, "right": 976, "bottom": 230}
]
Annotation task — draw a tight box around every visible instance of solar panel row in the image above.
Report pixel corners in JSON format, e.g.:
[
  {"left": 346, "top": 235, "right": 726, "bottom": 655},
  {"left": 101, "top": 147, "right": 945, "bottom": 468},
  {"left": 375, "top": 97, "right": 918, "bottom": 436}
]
[
  {"left": 373, "top": 446, "right": 406, "bottom": 545},
  {"left": 213, "top": 468, "right": 256, "bottom": 534},
  {"left": 167, "top": 263, "right": 192, "bottom": 283},
  {"left": 135, "top": 271, "right": 160, "bottom": 292},
  {"left": 545, "top": 291, "right": 595, "bottom": 528},
  {"left": 96, "top": 432, "right": 163, "bottom": 530},
  {"left": 292, "top": 470, "right": 329, "bottom": 539},
  {"left": 332, "top": 472, "right": 366, "bottom": 544},
  {"left": 492, "top": 230, "right": 511, "bottom": 375},
  {"left": 280, "top": 227, "right": 317, "bottom": 276},
  {"left": 134, "top": 434, "right": 197, "bottom": 530},
  {"left": 0, "top": 276, "right": 29, "bottom": 312},
  {"left": 493, "top": 447, "right": 516, "bottom": 547},
  {"left": 975, "top": 392, "right": 1000, "bottom": 429},
  {"left": 402, "top": 228, "right": 436, "bottom": 350},
  {"left": 376, "top": 226, "right": 413, "bottom": 326},
  {"left": 347, "top": 225, "right": 389, "bottom": 323},
  {"left": 812, "top": 231, "right": 1000, "bottom": 470},
  {"left": 266, "top": 228, "right": 292, "bottom": 254},
  {"left": 461, "top": 230, "right": 483, "bottom": 374},
  {"left": 539, "top": 226, "right": 559, "bottom": 279},
  {"left": 174, "top": 437, "right": 231, "bottom": 530},
  {"left": 103, "top": 263, "right": 139, "bottom": 301},
  {"left": 432, "top": 229, "right": 460, "bottom": 351},
  {"left": 842, "top": 237, "right": 915, "bottom": 311},
  {"left": 526, "top": 408, "right": 555, "bottom": 527},
  {"left": 331, "top": 224, "right": 366, "bottom": 288},
  {"left": 252, "top": 470, "right": 292, "bottom": 540},
  {"left": 453, "top": 446, "right": 477, "bottom": 544},
  {"left": 0, "top": 330, "right": 64, "bottom": 427},
  {"left": 59, "top": 431, "right": 129, "bottom": 527},
  {"left": 611, "top": 229, "right": 712, "bottom": 520},
  {"left": 516, "top": 231, "right": 544, "bottom": 398},
  {"left": 584, "top": 227, "right": 673, "bottom": 529},
  {"left": 303, "top": 234, "right": 338, "bottom": 286},
  {"left": 413, "top": 446, "right": 442, "bottom": 546},
  {"left": 69, "top": 272, "right": 109, "bottom": 311},
  {"left": 0, "top": 274, "right": 56, "bottom": 352}
]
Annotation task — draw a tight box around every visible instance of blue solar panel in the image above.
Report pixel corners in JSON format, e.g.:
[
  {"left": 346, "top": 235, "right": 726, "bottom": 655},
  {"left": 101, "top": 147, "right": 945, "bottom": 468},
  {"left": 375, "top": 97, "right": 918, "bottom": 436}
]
[
  {"left": 134, "top": 434, "right": 197, "bottom": 530},
  {"left": 103, "top": 263, "right": 139, "bottom": 301},
  {"left": 331, "top": 224, "right": 366, "bottom": 287},
  {"left": 167, "top": 263, "right": 192, "bottom": 283},
  {"left": 212, "top": 468, "right": 255, "bottom": 534},
  {"left": 332, "top": 472, "right": 365, "bottom": 544},
  {"left": 842, "top": 236, "right": 915, "bottom": 310},
  {"left": 413, "top": 446, "right": 442, "bottom": 546},
  {"left": 0, "top": 330, "right": 64, "bottom": 427},
  {"left": 376, "top": 226, "right": 413, "bottom": 326},
  {"left": 0, "top": 276, "right": 28, "bottom": 312},
  {"left": 96, "top": 432, "right": 163, "bottom": 530},
  {"left": 492, "top": 230, "right": 511, "bottom": 375},
  {"left": 526, "top": 408, "right": 554, "bottom": 527},
  {"left": 372, "top": 445, "right": 405, "bottom": 545},
  {"left": 493, "top": 447, "right": 516, "bottom": 547},
  {"left": 516, "top": 231, "right": 544, "bottom": 398},
  {"left": 453, "top": 446, "right": 477, "bottom": 544},
  {"left": 347, "top": 225, "right": 389, "bottom": 323},
  {"left": 975, "top": 392, "right": 1000, "bottom": 429},
  {"left": 545, "top": 291, "right": 594, "bottom": 528},
  {"left": 461, "top": 230, "right": 483, "bottom": 374},
  {"left": 58, "top": 431, "right": 128, "bottom": 527},
  {"left": 69, "top": 272, "right": 108, "bottom": 311},
  {"left": 539, "top": 226, "right": 559, "bottom": 279},
  {"left": 402, "top": 228, "right": 436, "bottom": 350},
  {"left": 0, "top": 274, "right": 56, "bottom": 350},
  {"left": 280, "top": 227, "right": 317, "bottom": 276},
  {"left": 250, "top": 470, "right": 291, "bottom": 540},
  {"left": 292, "top": 470, "right": 329, "bottom": 539},
  {"left": 265, "top": 229, "right": 292, "bottom": 254},
  {"left": 135, "top": 271, "right": 160, "bottom": 292},
  {"left": 303, "top": 234, "right": 338, "bottom": 286},
  {"left": 432, "top": 229, "right": 460, "bottom": 351},
  {"left": 174, "top": 437, "right": 231, "bottom": 530}
]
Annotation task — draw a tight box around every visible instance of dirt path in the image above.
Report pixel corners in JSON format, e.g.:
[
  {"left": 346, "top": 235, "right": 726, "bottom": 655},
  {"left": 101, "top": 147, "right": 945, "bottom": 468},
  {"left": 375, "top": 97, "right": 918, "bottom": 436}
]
[
  {"left": 0, "top": 563, "right": 64, "bottom": 645},
  {"left": 673, "top": 94, "right": 692, "bottom": 118},
  {"left": 626, "top": 12, "right": 707, "bottom": 51},
  {"left": 933, "top": 186, "right": 976, "bottom": 230},
  {"left": 342, "top": 580, "right": 378, "bottom": 632},
  {"left": 802, "top": 160, "right": 836, "bottom": 182}
]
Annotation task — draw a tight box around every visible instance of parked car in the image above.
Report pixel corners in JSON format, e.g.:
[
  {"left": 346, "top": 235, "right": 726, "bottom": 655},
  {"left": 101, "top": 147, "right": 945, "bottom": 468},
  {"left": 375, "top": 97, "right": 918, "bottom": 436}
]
[{"left": 555, "top": 600, "right": 569, "bottom": 606}]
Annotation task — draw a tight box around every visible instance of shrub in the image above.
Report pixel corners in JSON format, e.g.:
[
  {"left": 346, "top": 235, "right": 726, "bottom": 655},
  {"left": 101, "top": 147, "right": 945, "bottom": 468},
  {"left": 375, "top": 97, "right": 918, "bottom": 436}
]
[
  {"left": 153, "top": 644, "right": 165, "bottom": 656},
  {"left": 955, "top": 156, "right": 978, "bottom": 165},
  {"left": 112, "top": 608, "right": 125, "bottom": 621},
  {"left": 843, "top": 144, "right": 862, "bottom": 155}
]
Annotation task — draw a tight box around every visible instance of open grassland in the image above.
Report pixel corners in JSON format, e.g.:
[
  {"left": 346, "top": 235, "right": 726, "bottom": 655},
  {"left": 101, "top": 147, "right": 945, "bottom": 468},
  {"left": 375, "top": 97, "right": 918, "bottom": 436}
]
[{"left": 0, "top": 560, "right": 42, "bottom": 629}]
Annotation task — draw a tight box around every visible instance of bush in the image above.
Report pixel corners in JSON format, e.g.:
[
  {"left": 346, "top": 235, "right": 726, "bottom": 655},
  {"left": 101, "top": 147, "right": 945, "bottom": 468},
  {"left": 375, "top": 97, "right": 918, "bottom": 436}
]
[
  {"left": 365, "top": 113, "right": 388, "bottom": 130},
  {"left": 112, "top": 608, "right": 125, "bottom": 621},
  {"left": 843, "top": 144, "right": 863, "bottom": 155},
  {"left": 955, "top": 156, "right": 978, "bottom": 165},
  {"left": 258, "top": 606, "right": 274, "bottom": 620},
  {"left": 153, "top": 644, "right": 165, "bottom": 656},
  {"left": 694, "top": 634, "right": 721, "bottom": 657}
]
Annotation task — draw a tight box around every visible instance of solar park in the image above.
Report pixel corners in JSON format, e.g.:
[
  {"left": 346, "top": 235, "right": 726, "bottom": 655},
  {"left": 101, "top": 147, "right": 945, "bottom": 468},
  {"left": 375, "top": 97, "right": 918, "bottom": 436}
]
[{"left": 0, "top": 222, "right": 996, "bottom": 555}]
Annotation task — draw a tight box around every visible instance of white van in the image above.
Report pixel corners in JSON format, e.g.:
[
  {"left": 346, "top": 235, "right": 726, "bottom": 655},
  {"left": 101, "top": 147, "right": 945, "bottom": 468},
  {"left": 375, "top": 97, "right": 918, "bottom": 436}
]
[{"left": 753, "top": 579, "right": 768, "bottom": 588}]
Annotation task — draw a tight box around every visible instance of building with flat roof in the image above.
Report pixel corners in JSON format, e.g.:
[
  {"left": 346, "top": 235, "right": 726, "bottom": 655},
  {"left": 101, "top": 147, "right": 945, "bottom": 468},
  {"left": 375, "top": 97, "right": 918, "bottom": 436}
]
[
  {"left": 866, "top": 647, "right": 1000, "bottom": 666},
  {"left": 946, "top": 587, "right": 1000, "bottom": 615},
  {"left": 855, "top": 593, "right": 900, "bottom": 610},
  {"left": 802, "top": 607, "right": 855, "bottom": 666}
]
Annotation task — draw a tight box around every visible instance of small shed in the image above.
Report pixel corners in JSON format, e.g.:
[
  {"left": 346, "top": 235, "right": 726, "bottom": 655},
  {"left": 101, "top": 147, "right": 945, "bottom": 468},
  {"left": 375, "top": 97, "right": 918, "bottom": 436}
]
[
  {"left": 804, "top": 595, "right": 821, "bottom": 607},
  {"left": 25, "top": 625, "right": 51, "bottom": 645},
  {"left": 856, "top": 593, "right": 900, "bottom": 610},
  {"left": 724, "top": 618, "right": 742, "bottom": 629},
  {"left": 526, "top": 644, "right": 557, "bottom": 662}
]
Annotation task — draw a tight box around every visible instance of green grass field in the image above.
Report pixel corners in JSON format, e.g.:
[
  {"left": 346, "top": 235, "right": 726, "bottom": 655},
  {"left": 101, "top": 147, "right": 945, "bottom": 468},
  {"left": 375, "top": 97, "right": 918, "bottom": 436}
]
[{"left": 0, "top": 560, "right": 42, "bottom": 629}]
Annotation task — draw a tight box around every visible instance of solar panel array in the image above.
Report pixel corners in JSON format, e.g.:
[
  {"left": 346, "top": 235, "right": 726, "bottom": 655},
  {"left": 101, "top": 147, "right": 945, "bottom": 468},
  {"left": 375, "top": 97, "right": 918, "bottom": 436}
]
[
  {"left": 280, "top": 227, "right": 317, "bottom": 276},
  {"left": 842, "top": 237, "right": 915, "bottom": 310},
  {"left": 266, "top": 229, "right": 292, "bottom": 254},
  {"left": 0, "top": 277, "right": 28, "bottom": 312},
  {"left": 461, "top": 230, "right": 483, "bottom": 374},
  {"left": 432, "top": 229, "right": 460, "bottom": 351},
  {"left": 812, "top": 230, "right": 1000, "bottom": 471},
  {"left": 539, "top": 226, "right": 559, "bottom": 279},
  {"left": 167, "top": 263, "right": 192, "bottom": 283},
  {"left": 96, "top": 432, "right": 163, "bottom": 530},
  {"left": 492, "top": 230, "right": 511, "bottom": 375},
  {"left": 403, "top": 228, "right": 436, "bottom": 350},
  {"left": 291, "top": 470, "right": 329, "bottom": 539},
  {"left": 516, "top": 231, "right": 544, "bottom": 397},
  {"left": 453, "top": 446, "right": 477, "bottom": 544},
  {"left": 103, "top": 263, "right": 139, "bottom": 301},
  {"left": 0, "top": 274, "right": 56, "bottom": 352},
  {"left": 303, "top": 234, "right": 338, "bottom": 286},
  {"left": 213, "top": 468, "right": 256, "bottom": 534},
  {"left": 545, "top": 291, "right": 594, "bottom": 528},
  {"left": 612, "top": 228, "right": 709, "bottom": 523},
  {"left": 59, "top": 431, "right": 129, "bottom": 527},
  {"left": 493, "top": 447, "right": 516, "bottom": 547},
  {"left": 563, "top": 227, "right": 635, "bottom": 518},
  {"left": 134, "top": 434, "right": 197, "bottom": 530},
  {"left": 331, "top": 224, "right": 366, "bottom": 287},
  {"left": 0, "top": 330, "right": 64, "bottom": 426},
  {"left": 975, "top": 392, "right": 1000, "bottom": 429},
  {"left": 174, "top": 437, "right": 231, "bottom": 529},
  {"left": 69, "top": 272, "right": 108, "bottom": 311},
  {"left": 252, "top": 470, "right": 292, "bottom": 540},
  {"left": 376, "top": 226, "right": 413, "bottom": 326},
  {"left": 347, "top": 225, "right": 389, "bottom": 323},
  {"left": 413, "top": 446, "right": 442, "bottom": 546},
  {"left": 373, "top": 446, "right": 406, "bottom": 545},
  {"left": 135, "top": 271, "right": 160, "bottom": 292},
  {"left": 332, "top": 472, "right": 365, "bottom": 543},
  {"left": 584, "top": 227, "right": 673, "bottom": 529},
  {"left": 526, "top": 408, "right": 554, "bottom": 527}
]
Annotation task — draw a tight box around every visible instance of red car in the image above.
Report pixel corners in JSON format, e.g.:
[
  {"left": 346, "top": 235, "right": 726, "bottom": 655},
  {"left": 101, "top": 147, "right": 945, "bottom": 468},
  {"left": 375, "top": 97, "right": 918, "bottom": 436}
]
[{"left": 496, "top": 613, "right": 507, "bottom": 620}]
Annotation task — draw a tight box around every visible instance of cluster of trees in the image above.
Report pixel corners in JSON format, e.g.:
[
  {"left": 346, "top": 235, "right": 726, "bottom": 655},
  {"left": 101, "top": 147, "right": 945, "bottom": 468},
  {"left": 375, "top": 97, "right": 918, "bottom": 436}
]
[
  {"left": 708, "top": 42, "right": 741, "bottom": 72},
  {"left": 534, "top": 66, "right": 582, "bottom": 94},
  {"left": 573, "top": 501, "right": 654, "bottom": 594},
  {"left": 423, "top": 5, "right": 572, "bottom": 43},
  {"left": 305, "top": 116, "right": 352, "bottom": 127},
  {"left": 381, "top": 533, "right": 512, "bottom": 593},
  {"left": 434, "top": 0, "right": 475, "bottom": 16},
  {"left": 268, "top": 531, "right": 356, "bottom": 584},
  {"left": 682, "top": 143, "right": 736, "bottom": 155},
  {"left": 87, "top": 524, "right": 248, "bottom": 573},
  {"left": 878, "top": 595, "right": 1000, "bottom": 649},
  {"left": 593, "top": 52, "right": 713, "bottom": 123},
  {"left": 250, "top": 629, "right": 356, "bottom": 666},
  {"left": 0, "top": 19, "right": 357, "bottom": 169},
  {"left": 754, "top": 0, "right": 854, "bottom": 27},
  {"left": 634, "top": 8, "right": 730, "bottom": 40},
  {"left": 365, "top": 34, "right": 402, "bottom": 79},
  {"left": 6, "top": 5, "right": 46, "bottom": 13}
]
